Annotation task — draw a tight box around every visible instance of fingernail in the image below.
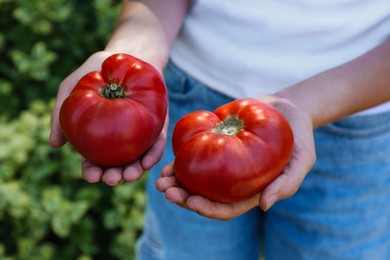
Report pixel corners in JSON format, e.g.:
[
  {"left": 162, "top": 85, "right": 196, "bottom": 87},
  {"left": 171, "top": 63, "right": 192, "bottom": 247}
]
[{"left": 264, "top": 194, "right": 278, "bottom": 211}]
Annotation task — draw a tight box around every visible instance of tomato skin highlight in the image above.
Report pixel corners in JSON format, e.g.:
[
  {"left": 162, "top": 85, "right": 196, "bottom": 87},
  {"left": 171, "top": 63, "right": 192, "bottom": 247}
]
[
  {"left": 59, "top": 53, "right": 167, "bottom": 167},
  {"left": 172, "top": 98, "right": 294, "bottom": 203}
]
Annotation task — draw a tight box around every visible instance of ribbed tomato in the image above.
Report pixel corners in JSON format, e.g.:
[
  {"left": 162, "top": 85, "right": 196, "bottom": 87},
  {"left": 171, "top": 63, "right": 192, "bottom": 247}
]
[
  {"left": 60, "top": 53, "right": 167, "bottom": 167},
  {"left": 172, "top": 98, "right": 294, "bottom": 203}
]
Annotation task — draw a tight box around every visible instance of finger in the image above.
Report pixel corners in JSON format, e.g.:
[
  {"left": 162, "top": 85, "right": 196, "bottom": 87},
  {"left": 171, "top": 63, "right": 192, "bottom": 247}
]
[
  {"left": 101, "top": 167, "right": 124, "bottom": 186},
  {"left": 165, "top": 187, "right": 192, "bottom": 209},
  {"left": 161, "top": 162, "right": 174, "bottom": 177},
  {"left": 123, "top": 161, "right": 145, "bottom": 182},
  {"left": 82, "top": 159, "right": 103, "bottom": 183},
  {"left": 185, "top": 194, "right": 260, "bottom": 221},
  {"left": 49, "top": 51, "right": 113, "bottom": 148},
  {"left": 48, "top": 119, "right": 67, "bottom": 148},
  {"left": 48, "top": 84, "right": 69, "bottom": 148},
  {"left": 49, "top": 70, "right": 84, "bottom": 148},
  {"left": 48, "top": 105, "right": 65, "bottom": 148},
  {"left": 156, "top": 176, "right": 181, "bottom": 192},
  {"left": 142, "top": 136, "right": 166, "bottom": 170},
  {"left": 142, "top": 116, "right": 169, "bottom": 170}
]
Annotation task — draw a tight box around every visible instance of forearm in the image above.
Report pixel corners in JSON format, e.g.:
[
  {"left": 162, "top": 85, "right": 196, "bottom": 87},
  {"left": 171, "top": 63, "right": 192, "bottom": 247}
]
[
  {"left": 105, "top": 0, "right": 191, "bottom": 70},
  {"left": 273, "top": 38, "right": 390, "bottom": 128}
]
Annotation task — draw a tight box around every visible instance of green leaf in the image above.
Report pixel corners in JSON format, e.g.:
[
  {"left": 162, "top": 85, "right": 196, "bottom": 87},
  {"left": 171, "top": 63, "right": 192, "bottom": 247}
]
[
  {"left": 42, "top": 186, "right": 63, "bottom": 214},
  {"left": 0, "top": 79, "right": 11, "bottom": 96}
]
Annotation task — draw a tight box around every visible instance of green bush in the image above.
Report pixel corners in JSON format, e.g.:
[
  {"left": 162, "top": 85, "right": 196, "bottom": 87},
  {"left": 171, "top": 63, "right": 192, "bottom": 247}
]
[
  {"left": 0, "top": 0, "right": 147, "bottom": 259},
  {"left": 0, "top": 100, "right": 146, "bottom": 259},
  {"left": 0, "top": 0, "right": 121, "bottom": 117}
]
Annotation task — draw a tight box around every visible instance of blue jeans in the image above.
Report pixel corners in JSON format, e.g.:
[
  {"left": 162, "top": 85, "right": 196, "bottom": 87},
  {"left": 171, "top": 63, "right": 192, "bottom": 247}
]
[{"left": 136, "top": 61, "right": 390, "bottom": 260}]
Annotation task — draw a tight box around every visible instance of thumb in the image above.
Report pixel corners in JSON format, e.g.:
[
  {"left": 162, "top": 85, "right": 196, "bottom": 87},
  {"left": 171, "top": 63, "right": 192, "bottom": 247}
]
[
  {"left": 48, "top": 51, "right": 113, "bottom": 148},
  {"left": 48, "top": 100, "right": 67, "bottom": 148}
]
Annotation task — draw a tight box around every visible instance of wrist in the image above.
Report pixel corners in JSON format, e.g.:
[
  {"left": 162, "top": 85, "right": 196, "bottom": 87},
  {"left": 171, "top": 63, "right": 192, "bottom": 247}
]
[
  {"left": 104, "top": 46, "right": 168, "bottom": 73},
  {"left": 104, "top": 35, "right": 169, "bottom": 73},
  {"left": 257, "top": 94, "right": 315, "bottom": 129},
  {"left": 103, "top": 17, "right": 170, "bottom": 72}
]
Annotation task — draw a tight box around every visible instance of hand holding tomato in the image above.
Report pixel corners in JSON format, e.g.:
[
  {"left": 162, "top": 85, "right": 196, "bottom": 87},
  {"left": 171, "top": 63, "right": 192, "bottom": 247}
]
[
  {"left": 156, "top": 97, "right": 316, "bottom": 220},
  {"left": 59, "top": 53, "right": 167, "bottom": 167},
  {"left": 172, "top": 98, "right": 294, "bottom": 203},
  {"left": 49, "top": 52, "right": 169, "bottom": 185}
]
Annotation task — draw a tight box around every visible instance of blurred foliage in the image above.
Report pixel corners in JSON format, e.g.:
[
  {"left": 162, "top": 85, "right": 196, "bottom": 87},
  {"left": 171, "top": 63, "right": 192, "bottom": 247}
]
[
  {"left": 0, "top": 101, "right": 146, "bottom": 259},
  {"left": 0, "top": 0, "right": 121, "bottom": 117},
  {"left": 0, "top": 0, "right": 147, "bottom": 259}
]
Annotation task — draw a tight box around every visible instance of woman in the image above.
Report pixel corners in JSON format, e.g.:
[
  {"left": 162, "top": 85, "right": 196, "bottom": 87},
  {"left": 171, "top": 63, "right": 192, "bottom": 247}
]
[{"left": 50, "top": 1, "right": 390, "bottom": 259}]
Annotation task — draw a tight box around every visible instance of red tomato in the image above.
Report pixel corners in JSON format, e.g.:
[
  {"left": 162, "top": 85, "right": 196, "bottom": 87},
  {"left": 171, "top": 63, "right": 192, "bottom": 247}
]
[
  {"left": 172, "top": 98, "right": 294, "bottom": 203},
  {"left": 60, "top": 53, "right": 167, "bottom": 167}
]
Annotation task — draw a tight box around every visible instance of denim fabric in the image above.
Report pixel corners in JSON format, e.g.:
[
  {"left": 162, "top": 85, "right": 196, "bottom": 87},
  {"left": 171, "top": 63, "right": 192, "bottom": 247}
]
[
  {"left": 136, "top": 61, "right": 390, "bottom": 260},
  {"left": 266, "top": 113, "right": 390, "bottom": 260}
]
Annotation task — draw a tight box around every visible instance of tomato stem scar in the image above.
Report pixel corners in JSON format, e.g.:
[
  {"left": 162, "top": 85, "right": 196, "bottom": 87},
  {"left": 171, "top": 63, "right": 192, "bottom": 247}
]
[
  {"left": 214, "top": 115, "right": 244, "bottom": 136},
  {"left": 100, "top": 83, "right": 126, "bottom": 99}
]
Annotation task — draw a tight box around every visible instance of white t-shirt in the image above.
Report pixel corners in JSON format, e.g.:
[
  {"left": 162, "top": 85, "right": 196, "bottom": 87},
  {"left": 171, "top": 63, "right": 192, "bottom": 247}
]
[{"left": 171, "top": 0, "right": 390, "bottom": 114}]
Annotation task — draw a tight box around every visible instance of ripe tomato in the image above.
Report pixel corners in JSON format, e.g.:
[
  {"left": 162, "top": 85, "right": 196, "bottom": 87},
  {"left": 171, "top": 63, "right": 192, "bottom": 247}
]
[
  {"left": 172, "top": 98, "right": 294, "bottom": 203},
  {"left": 60, "top": 53, "right": 167, "bottom": 167}
]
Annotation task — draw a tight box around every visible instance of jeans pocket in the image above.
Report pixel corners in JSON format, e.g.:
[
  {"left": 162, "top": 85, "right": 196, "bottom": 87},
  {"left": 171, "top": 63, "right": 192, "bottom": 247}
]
[{"left": 322, "top": 112, "right": 390, "bottom": 138}]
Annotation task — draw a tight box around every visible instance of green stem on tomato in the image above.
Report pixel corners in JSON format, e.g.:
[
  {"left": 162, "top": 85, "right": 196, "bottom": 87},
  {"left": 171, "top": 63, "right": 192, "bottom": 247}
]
[
  {"left": 214, "top": 115, "right": 244, "bottom": 136},
  {"left": 100, "top": 83, "right": 127, "bottom": 99}
]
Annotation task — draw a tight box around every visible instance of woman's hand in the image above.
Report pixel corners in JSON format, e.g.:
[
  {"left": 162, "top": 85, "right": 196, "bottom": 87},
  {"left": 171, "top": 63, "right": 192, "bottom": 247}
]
[
  {"left": 156, "top": 96, "right": 316, "bottom": 220},
  {"left": 49, "top": 51, "right": 113, "bottom": 149},
  {"left": 49, "top": 0, "right": 191, "bottom": 185},
  {"left": 49, "top": 51, "right": 168, "bottom": 185},
  {"left": 79, "top": 115, "right": 168, "bottom": 185},
  {"left": 157, "top": 162, "right": 261, "bottom": 220},
  {"left": 256, "top": 96, "right": 316, "bottom": 211}
]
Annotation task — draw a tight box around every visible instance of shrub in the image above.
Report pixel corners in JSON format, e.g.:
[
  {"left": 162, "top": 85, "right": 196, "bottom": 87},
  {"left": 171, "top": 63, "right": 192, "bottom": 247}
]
[
  {"left": 0, "top": 0, "right": 121, "bottom": 117},
  {"left": 0, "top": 101, "right": 146, "bottom": 259},
  {"left": 0, "top": 0, "right": 146, "bottom": 259}
]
